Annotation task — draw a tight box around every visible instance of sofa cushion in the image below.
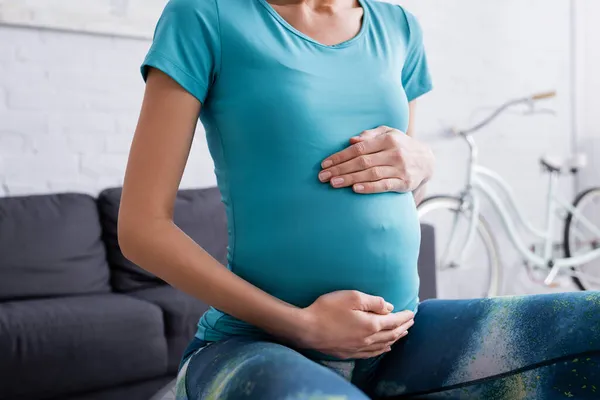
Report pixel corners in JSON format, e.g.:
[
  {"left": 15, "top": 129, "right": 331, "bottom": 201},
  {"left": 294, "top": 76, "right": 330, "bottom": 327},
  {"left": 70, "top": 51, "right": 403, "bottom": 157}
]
[
  {"left": 97, "top": 187, "right": 228, "bottom": 292},
  {"left": 128, "top": 285, "right": 210, "bottom": 372},
  {"left": 0, "top": 294, "right": 168, "bottom": 400},
  {"left": 63, "top": 377, "right": 175, "bottom": 400},
  {"left": 0, "top": 193, "right": 111, "bottom": 301}
]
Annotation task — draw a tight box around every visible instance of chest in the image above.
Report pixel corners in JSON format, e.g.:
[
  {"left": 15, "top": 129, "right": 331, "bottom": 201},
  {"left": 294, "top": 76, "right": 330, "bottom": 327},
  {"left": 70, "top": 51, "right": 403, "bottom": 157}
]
[
  {"left": 205, "top": 3, "right": 411, "bottom": 145},
  {"left": 269, "top": 3, "right": 365, "bottom": 47},
  {"left": 217, "top": 14, "right": 407, "bottom": 101}
]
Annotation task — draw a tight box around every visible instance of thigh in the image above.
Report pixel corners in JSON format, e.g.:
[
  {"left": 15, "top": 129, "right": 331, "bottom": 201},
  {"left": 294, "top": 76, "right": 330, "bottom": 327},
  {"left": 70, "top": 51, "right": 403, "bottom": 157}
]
[
  {"left": 369, "top": 291, "right": 600, "bottom": 399},
  {"left": 183, "top": 337, "right": 370, "bottom": 400}
]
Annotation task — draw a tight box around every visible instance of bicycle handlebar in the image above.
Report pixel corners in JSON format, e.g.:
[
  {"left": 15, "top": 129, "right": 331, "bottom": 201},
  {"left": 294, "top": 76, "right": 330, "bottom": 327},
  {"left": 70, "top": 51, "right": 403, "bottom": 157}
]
[
  {"left": 531, "top": 91, "right": 557, "bottom": 100},
  {"left": 458, "top": 91, "right": 556, "bottom": 136}
]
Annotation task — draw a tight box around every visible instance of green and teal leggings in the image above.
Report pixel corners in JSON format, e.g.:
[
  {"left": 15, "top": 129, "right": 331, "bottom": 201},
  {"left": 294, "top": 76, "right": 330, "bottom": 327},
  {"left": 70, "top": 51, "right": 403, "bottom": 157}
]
[{"left": 175, "top": 292, "right": 600, "bottom": 399}]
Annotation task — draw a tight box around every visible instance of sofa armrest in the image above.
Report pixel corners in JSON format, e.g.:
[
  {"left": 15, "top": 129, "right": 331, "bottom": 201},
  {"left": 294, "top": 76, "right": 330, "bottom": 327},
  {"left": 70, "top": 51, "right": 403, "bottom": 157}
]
[
  {"left": 127, "top": 286, "right": 210, "bottom": 372},
  {"left": 418, "top": 224, "right": 437, "bottom": 300}
]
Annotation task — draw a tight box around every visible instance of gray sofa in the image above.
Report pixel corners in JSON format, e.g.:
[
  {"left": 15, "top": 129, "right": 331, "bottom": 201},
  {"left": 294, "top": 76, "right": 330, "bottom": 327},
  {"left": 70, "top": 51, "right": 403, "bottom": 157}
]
[
  {"left": 0, "top": 188, "right": 225, "bottom": 400},
  {"left": 0, "top": 187, "right": 436, "bottom": 400}
]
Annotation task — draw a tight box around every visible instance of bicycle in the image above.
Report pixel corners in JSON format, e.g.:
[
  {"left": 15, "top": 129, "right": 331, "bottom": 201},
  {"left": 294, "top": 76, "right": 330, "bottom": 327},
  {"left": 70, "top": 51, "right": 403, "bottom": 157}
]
[{"left": 417, "top": 92, "right": 600, "bottom": 299}]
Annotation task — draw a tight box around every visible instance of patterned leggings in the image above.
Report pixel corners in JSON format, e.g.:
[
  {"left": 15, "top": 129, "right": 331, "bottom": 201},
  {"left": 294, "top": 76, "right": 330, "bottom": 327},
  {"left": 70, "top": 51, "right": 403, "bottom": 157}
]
[{"left": 177, "top": 291, "right": 600, "bottom": 399}]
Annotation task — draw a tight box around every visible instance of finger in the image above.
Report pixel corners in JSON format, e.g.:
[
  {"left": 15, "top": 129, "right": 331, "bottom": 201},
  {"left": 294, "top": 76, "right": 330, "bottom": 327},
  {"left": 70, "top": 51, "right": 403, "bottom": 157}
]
[
  {"left": 355, "top": 292, "right": 394, "bottom": 315},
  {"left": 359, "top": 342, "right": 393, "bottom": 354},
  {"left": 329, "top": 166, "right": 398, "bottom": 188},
  {"left": 353, "top": 347, "right": 393, "bottom": 359},
  {"left": 366, "top": 320, "right": 414, "bottom": 345},
  {"left": 361, "top": 332, "right": 409, "bottom": 354},
  {"left": 351, "top": 125, "right": 391, "bottom": 142},
  {"left": 322, "top": 133, "right": 394, "bottom": 168},
  {"left": 349, "top": 136, "right": 365, "bottom": 144},
  {"left": 353, "top": 178, "right": 409, "bottom": 194},
  {"left": 378, "top": 310, "right": 415, "bottom": 330},
  {"left": 319, "top": 149, "right": 400, "bottom": 182}
]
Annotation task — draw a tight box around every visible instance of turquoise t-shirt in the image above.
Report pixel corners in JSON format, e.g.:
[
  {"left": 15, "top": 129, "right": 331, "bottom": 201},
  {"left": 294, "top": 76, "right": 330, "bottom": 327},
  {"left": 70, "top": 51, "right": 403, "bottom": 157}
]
[{"left": 142, "top": 0, "right": 433, "bottom": 347}]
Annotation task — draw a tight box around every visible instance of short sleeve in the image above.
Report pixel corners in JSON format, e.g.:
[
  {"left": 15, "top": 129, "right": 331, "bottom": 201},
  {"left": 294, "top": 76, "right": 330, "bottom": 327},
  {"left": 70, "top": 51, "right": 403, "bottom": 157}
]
[
  {"left": 401, "top": 11, "right": 433, "bottom": 102},
  {"left": 141, "top": 0, "right": 221, "bottom": 104}
]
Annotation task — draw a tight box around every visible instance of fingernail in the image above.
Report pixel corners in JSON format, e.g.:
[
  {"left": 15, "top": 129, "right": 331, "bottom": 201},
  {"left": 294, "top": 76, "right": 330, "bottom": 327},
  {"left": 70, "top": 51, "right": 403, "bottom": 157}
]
[
  {"left": 386, "top": 346, "right": 392, "bottom": 352},
  {"left": 385, "top": 302, "right": 394, "bottom": 312},
  {"left": 331, "top": 177, "right": 344, "bottom": 186},
  {"left": 322, "top": 160, "right": 333, "bottom": 168},
  {"left": 319, "top": 171, "right": 331, "bottom": 182},
  {"left": 354, "top": 184, "right": 365, "bottom": 192}
]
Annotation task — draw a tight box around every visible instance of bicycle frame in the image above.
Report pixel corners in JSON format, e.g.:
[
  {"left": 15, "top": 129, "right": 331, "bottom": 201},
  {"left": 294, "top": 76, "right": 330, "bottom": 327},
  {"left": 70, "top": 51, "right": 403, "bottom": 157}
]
[{"left": 455, "top": 133, "right": 600, "bottom": 286}]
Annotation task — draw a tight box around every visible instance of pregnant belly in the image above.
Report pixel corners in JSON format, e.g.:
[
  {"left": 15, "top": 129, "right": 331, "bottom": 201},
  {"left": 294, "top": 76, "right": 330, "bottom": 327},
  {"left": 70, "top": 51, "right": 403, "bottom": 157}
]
[{"left": 230, "top": 186, "right": 422, "bottom": 311}]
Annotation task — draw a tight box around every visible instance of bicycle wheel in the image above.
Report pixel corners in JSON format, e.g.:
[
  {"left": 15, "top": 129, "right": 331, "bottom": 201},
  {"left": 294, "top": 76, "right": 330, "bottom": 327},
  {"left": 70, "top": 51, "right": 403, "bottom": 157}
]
[
  {"left": 564, "top": 187, "right": 600, "bottom": 290},
  {"left": 417, "top": 195, "right": 502, "bottom": 299}
]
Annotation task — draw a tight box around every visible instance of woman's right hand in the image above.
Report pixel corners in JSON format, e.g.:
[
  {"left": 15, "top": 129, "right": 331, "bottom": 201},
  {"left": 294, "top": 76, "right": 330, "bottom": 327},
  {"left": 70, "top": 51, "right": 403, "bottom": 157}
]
[{"left": 296, "top": 290, "right": 415, "bottom": 359}]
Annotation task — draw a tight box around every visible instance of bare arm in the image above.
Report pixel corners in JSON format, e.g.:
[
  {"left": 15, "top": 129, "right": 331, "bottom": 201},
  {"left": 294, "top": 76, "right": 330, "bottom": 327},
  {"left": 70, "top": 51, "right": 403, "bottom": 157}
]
[
  {"left": 118, "top": 69, "right": 305, "bottom": 341},
  {"left": 406, "top": 101, "right": 417, "bottom": 138}
]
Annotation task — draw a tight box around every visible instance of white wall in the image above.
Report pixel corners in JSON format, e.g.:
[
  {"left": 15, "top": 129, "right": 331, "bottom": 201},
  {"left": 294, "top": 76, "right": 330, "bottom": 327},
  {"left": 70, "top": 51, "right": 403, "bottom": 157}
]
[
  {"left": 406, "top": 0, "right": 573, "bottom": 218},
  {"left": 574, "top": 0, "right": 600, "bottom": 190},
  {"left": 0, "top": 25, "right": 216, "bottom": 196},
  {"left": 0, "top": 1, "right": 588, "bottom": 294},
  {"left": 403, "top": 0, "right": 576, "bottom": 294},
  {"left": 0, "top": 0, "right": 165, "bottom": 38}
]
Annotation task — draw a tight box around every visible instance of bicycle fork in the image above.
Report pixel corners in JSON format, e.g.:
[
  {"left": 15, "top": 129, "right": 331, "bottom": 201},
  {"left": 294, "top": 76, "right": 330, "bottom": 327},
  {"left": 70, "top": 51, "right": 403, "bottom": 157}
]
[
  {"left": 543, "top": 173, "right": 561, "bottom": 286},
  {"left": 443, "top": 133, "right": 482, "bottom": 269},
  {"left": 441, "top": 191, "right": 481, "bottom": 269}
]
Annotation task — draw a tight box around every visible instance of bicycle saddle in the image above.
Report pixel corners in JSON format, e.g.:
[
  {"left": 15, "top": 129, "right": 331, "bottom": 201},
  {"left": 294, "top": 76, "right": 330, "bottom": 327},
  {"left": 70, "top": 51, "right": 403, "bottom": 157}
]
[{"left": 540, "top": 153, "right": 587, "bottom": 174}]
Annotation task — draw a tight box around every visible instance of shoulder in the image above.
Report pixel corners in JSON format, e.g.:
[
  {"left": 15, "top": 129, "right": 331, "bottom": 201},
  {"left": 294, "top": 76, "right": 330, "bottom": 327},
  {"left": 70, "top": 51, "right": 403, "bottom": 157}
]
[
  {"left": 158, "top": 0, "right": 222, "bottom": 24},
  {"left": 162, "top": 0, "right": 249, "bottom": 15},
  {"left": 365, "top": 1, "right": 423, "bottom": 41},
  {"left": 162, "top": 0, "right": 214, "bottom": 13},
  {"left": 159, "top": 0, "right": 254, "bottom": 28},
  {"left": 153, "top": 0, "right": 228, "bottom": 40}
]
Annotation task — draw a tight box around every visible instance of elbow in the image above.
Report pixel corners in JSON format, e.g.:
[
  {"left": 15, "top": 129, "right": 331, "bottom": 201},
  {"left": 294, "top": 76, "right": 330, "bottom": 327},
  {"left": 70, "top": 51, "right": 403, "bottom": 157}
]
[
  {"left": 117, "top": 208, "right": 170, "bottom": 265},
  {"left": 117, "top": 211, "right": 141, "bottom": 263}
]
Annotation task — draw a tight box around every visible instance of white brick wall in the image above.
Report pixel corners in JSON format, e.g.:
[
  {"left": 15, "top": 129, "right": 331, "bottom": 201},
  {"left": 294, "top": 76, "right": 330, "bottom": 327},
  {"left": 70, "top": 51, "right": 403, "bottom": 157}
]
[
  {"left": 0, "top": 0, "right": 166, "bottom": 39},
  {"left": 0, "top": 25, "right": 216, "bottom": 196},
  {"left": 0, "top": 1, "right": 590, "bottom": 295}
]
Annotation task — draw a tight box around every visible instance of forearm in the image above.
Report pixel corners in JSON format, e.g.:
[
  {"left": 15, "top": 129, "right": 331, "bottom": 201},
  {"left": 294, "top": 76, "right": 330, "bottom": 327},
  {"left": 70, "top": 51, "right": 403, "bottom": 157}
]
[
  {"left": 406, "top": 100, "right": 434, "bottom": 200},
  {"left": 118, "top": 218, "right": 306, "bottom": 342},
  {"left": 413, "top": 184, "right": 427, "bottom": 205},
  {"left": 410, "top": 146, "right": 433, "bottom": 204}
]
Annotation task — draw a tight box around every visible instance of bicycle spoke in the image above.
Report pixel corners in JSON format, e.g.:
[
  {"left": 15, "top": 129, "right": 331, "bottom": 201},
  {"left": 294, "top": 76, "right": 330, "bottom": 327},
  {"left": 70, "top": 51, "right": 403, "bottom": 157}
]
[
  {"left": 418, "top": 196, "right": 500, "bottom": 299},
  {"left": 565, "top": 187, "right": 600, "bottom": 291}
]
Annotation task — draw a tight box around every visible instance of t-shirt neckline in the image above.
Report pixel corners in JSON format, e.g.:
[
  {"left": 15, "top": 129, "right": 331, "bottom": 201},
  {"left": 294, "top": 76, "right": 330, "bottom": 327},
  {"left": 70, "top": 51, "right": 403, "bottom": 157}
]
[{"left": 257, "top": 0, "right": 370, "bottom": 49}]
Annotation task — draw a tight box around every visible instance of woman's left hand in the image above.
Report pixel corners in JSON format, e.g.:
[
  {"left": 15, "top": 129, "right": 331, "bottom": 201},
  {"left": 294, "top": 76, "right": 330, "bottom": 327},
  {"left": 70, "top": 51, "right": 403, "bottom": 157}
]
[{"left": 319, "top": 126, "right": 435, "bottom": 194}]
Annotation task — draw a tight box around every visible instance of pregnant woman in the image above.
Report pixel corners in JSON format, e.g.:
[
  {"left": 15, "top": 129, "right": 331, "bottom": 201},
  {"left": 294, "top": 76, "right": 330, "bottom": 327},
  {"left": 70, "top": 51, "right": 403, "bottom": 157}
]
[{"left": 120, "top": 0, "right": 600, "bottom": 398}]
